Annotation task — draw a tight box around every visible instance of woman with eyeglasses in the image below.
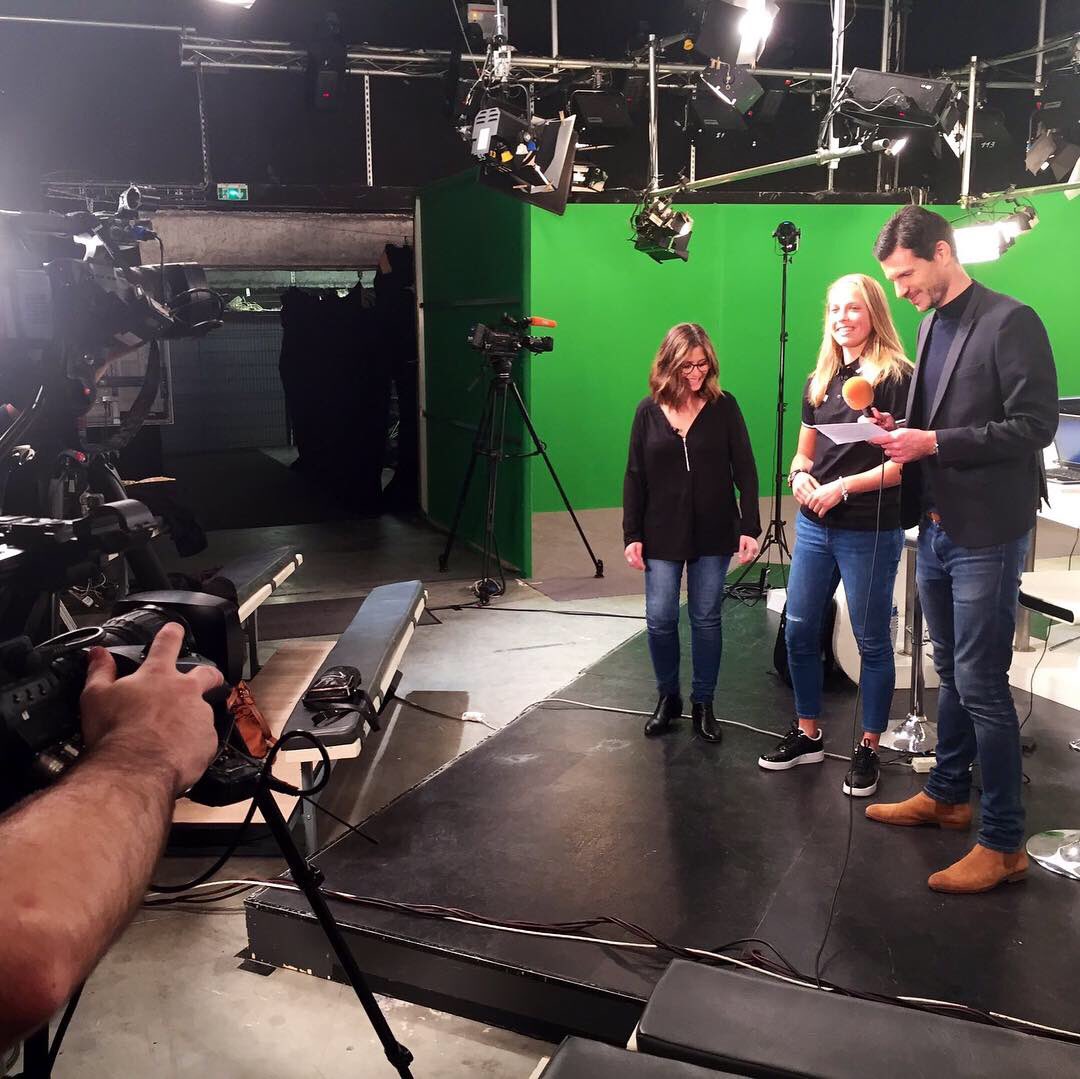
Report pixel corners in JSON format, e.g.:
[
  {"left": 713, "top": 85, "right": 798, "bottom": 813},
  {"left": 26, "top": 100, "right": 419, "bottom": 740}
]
[{"left": 623, "top": 323, "right": 761, "bottom": 744}]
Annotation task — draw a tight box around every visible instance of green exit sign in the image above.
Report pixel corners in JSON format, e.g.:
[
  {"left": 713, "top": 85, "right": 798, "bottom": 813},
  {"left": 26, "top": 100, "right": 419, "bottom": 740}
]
[{"left": 217, "top": 183, "right": 249, "bottom": 202}]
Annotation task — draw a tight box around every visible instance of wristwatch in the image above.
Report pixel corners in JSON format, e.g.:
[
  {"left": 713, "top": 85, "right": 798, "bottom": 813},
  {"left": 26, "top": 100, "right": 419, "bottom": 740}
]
[{"left": 787, "top": 468, "right": 808, "bottom": 487}]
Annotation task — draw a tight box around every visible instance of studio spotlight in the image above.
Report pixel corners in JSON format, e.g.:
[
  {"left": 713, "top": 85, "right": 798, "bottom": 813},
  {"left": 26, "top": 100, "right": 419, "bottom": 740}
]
[
  {"left": 688, "top": 1, "right": 779, "bottom": 68},
  {"left": 1067, "top": 155, "right": 1080, "bottom": 202},
  {"left": 953, "top": 206, "right": 1037, "bottom": 266},
  {"left": 571, "top": 164, "right": 608, "bottom": 193},
  {"left": 691, "top": 67, "right": 764, "bottom": 133},
  {"left": 210, "top": 0, "right": 256, "bottom": 7},
  {"left": 1026, "top": 128, "right": 1080, "bottom": 181},
  {"left": 999, "top": 205, "right": 1038, "bottom": 240},
  {"left": 884, "top": 136, "right": 908, "bottom": 157},
  {"left": 633, "top": 196, "right": 694, "bottom": 263},
  {"left": 473, "top": 105, "right": 579, "bottom": 215},
  {"left": 954, "top": 222, "right": 1010, "bottom": 265}
]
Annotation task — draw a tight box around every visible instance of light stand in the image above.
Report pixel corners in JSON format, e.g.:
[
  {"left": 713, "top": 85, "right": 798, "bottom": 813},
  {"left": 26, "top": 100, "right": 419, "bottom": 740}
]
[
  {"left": 730, "top": 221, "right": 799, "bottom": 596},
  {"left": 880, "top": 585, "right": 937, "bottom": 753}
]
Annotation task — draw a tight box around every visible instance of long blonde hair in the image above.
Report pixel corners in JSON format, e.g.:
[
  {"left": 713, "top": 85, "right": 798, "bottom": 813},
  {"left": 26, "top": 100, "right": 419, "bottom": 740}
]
[
  {"left": 807, "top": 274, "right": 911, "bottom": 407},
  {"left": 649, "top": 323, "right": 722, "bottom": 409}
]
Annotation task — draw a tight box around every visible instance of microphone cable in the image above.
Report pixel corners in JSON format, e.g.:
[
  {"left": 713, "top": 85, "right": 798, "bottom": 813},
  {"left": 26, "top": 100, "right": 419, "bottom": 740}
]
[{"left": 813, "top": 417, "right": 891, "bottom": 986}]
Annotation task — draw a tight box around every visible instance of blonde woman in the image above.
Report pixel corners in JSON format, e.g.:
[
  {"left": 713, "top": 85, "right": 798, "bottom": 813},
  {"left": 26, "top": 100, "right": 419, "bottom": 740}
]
[
  {"left": 623, "top": 323, "right": 760, "bottom": 744},
  {"left": 758, "top": 274, "right": 913, "bottom": 796}
]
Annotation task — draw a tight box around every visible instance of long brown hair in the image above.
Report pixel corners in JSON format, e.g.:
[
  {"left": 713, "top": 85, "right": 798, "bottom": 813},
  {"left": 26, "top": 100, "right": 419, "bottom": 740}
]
[
  {"left": 807, "top": 274, "right": 911, "bottom": 407},
  {"left": 649, "top": 323, "right": 723, "bottom": 409}
]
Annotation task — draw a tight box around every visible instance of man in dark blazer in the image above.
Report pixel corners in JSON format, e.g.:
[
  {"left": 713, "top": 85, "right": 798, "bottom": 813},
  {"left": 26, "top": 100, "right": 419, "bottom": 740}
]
[{"left": 865, "top": 205, "right": 1058, "bottom": 893}]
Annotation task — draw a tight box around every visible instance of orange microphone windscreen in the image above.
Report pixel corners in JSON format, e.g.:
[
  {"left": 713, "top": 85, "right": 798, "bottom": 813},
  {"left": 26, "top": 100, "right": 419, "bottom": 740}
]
[{"left": 842, "top": 375, "right": 875, "bottom": 412}]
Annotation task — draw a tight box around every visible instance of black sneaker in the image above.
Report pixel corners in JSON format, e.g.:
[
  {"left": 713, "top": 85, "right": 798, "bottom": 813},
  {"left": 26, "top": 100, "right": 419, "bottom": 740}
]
[
  {"left": 842, "top": 741, "right": 880, "bottom": 797},
  {"left": 758, "top": 725, "right": 825, "bottom": 771}
]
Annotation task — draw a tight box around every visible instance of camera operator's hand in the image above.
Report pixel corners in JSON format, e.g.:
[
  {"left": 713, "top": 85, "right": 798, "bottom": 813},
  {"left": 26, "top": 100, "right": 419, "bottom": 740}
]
[{"left": 80, "top": 623, "right": 223, "bottom": 796}]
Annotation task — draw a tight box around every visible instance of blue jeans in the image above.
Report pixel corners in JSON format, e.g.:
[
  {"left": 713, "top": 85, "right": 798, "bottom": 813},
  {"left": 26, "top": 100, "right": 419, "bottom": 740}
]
[
  {"left": 918, "top": 521, "right": 1030, "bottom": 853},
  {"left": 786, "top": 514, "right": 904, "bottom": 734},
  {"left": 644, "top": 555, "right": 731, "bottom": 703}
]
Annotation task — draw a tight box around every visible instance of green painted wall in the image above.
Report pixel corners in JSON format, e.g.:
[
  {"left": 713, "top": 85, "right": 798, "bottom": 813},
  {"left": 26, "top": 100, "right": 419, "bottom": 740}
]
[
  {"left": 527, "top": 195, "right": 1080, "bottom": 514},
  {"left": 420, "top": 173, "right": 532, "bottom": 573}
]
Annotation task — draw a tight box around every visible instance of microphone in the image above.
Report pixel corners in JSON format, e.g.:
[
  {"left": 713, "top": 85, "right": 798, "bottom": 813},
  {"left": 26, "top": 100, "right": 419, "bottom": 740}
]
[{"left": 842, "top": 375, "right": 875, "bottom": 416}]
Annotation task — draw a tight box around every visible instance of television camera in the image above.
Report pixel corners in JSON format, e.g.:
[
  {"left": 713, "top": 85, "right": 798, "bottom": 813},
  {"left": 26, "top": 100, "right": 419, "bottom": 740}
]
[{"left": 0, "top": 190, "right": 257, "bottom": 812}]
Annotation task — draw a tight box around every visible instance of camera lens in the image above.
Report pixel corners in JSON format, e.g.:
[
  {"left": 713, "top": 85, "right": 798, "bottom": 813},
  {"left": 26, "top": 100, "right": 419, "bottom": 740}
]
[{"left": 98, "top": 605, "right": 192, "bottom": 651}]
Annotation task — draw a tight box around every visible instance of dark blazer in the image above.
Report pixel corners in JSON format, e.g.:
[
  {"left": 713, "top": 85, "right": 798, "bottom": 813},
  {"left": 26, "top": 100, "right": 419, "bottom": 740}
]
[{"left": 900, "top": 280, "right": 1058, "bottom": 547}]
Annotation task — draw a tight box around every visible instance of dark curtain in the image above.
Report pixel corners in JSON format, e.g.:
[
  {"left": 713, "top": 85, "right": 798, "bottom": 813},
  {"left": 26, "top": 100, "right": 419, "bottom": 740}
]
[
  {"left": 279, "top": 283, "right": 388, "bottom": 514},
  {"left": 278, "top": 245, "right": 418, "bottom": 516}
]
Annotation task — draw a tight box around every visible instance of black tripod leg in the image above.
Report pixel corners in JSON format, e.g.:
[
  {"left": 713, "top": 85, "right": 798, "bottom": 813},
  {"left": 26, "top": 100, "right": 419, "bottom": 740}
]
[
  {"left": 475, "top": 382, "right": 509, "bottom": 601},
  {"left": 508, "top": 381, "right": 604, "bottom": 578},
  {"left": 20, "top": 1027, "right": 51, "bottom": 1078},
  {"left": 438, "top": 381, "right": 495, "bottom": 573},
  {"left": 253, "top": 788, "right": 414, "bottom": 1077}
]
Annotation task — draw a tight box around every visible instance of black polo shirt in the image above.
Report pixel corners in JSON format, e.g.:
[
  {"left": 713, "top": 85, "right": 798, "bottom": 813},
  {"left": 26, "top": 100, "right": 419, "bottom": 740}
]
[{"left": 800, "top": 360, "right": 912, "bottom": 530}]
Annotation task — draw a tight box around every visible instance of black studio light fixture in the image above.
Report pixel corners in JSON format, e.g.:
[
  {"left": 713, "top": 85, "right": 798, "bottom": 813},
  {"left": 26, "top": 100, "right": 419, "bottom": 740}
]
[
  {"left": 633, "top": 196, "right": 694, "bottom": 262},
  {"left": 687, "top": 0, "right": 779, "bottom": 68},
  {"left": 692, "top": 66, "right": 765, "bottom": 133},
  {"left": 1026, "top": 128, "right": 1080, "bottom": 181}
]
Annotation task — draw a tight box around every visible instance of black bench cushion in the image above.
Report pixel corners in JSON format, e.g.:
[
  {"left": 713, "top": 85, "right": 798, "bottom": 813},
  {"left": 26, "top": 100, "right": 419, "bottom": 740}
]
[
  {"left": 540, "top": 1037, "right": 747, "bottom": 1078},
  {"left": 281, "top": 579, "right": 424, "bottom": 748},
  {"left": 637, "top": 960, "right": 1080, "bottom": 1079}
]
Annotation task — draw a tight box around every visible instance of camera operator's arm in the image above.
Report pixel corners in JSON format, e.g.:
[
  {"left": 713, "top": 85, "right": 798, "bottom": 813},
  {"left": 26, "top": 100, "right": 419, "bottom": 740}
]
[{"left": 0, "top": 624, "right": 222, "bottom": 1049}]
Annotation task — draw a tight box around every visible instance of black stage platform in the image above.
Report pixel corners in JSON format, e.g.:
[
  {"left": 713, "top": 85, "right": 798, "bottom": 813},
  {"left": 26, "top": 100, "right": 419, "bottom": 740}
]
[{"left": 245, "top": 601, "right": 1080, "bottom": 1045}]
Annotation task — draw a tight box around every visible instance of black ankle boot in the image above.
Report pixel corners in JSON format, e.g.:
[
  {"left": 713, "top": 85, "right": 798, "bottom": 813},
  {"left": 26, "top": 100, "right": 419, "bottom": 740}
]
[
  {"left": 692, "top": 701, "right": 723, "bottom": 743},
  {"left": 644, "top": 694, "right": 682, "bottom": 737}
]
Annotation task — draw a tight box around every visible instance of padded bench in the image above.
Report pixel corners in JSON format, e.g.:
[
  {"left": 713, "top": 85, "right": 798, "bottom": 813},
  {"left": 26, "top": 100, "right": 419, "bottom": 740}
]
[
  {"left": 279, "top": 579, "right": 426, "bottom": 850},
  {"left": 535, "top": 1037, "right": 747, "bottom": 1079},
  {"left": 637, "top": 960, "right": 1080, "bottom": 1078},
  {"left": 205, "top": 545, "right": 304, "bottom": 675}
]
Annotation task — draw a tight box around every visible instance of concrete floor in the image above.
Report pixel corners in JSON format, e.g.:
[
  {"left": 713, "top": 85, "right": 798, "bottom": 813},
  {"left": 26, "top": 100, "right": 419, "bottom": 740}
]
[{"left": 35, "top": 512, "right": 648, "bottom": 1079}]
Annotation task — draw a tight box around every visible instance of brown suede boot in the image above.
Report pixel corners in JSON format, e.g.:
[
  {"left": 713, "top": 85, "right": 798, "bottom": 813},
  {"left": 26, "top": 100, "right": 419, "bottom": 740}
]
[
  {"left": 928, "top": 844, "right": 1029, "bottom": 894},
  {"left": 865, "top": 791, "right": 972, "bottom": 830}
]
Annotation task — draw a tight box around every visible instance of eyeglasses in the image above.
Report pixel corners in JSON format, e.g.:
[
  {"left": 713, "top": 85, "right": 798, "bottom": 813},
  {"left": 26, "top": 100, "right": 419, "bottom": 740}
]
[{"left": 680, "top": 360, "right": 710, "bottom": 373}]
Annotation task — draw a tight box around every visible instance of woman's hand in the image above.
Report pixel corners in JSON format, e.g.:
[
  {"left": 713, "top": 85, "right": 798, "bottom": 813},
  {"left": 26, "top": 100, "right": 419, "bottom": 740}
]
[
  {"left": 791, "top": 471, "right": 820, "bottom": 507},
  {"left": 737, "top": 535, "right": 760, "bottom": 565},
  {"left": 806, "top": 480, "right": 844, "bottom": 518},
  {"left": 624, "top": 542, "right": 645, "bottom": 571}
]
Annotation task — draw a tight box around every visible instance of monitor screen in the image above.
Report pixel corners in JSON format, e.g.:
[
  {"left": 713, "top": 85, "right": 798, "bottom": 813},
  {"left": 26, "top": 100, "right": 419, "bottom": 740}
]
[{"left": 1056, "top": 413, "right": 1080, "bottom": 467}]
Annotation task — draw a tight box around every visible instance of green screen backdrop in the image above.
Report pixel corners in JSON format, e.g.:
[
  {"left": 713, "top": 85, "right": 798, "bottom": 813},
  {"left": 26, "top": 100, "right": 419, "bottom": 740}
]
[{"left": 421, "top": 180, "right": 1080, "bottom": 577}]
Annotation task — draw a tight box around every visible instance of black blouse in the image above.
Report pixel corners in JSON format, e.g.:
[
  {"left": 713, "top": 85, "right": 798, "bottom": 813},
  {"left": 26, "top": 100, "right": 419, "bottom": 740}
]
[{"left": 622, "top": 394, "right": 760, "bottom": 561}]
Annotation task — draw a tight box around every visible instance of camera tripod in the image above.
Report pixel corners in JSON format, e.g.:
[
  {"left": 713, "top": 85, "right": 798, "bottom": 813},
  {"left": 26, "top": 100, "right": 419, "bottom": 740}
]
[
  {"left": 438, "top": 351, "right": 603, "bottom": 602},
  {"left": 17, "top": 771, "right": 414, "bottom": 1078}
]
